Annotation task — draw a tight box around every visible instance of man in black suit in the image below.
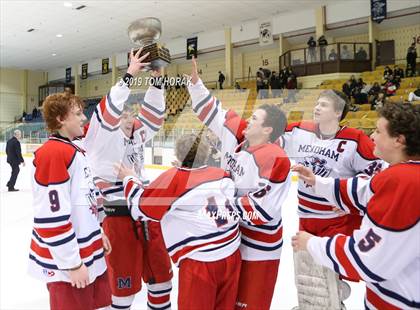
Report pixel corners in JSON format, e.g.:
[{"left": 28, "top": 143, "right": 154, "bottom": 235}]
[
  {"left": 6, "top": 130, "right": 25, "bottom": 191},
  {"left": 218, "top": 71, "right": 225, "bottom": 89}
]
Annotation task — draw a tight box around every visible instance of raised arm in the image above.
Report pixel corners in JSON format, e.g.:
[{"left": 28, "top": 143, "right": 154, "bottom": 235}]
[
  {"left": 84, "top": 49, "right": 150, "bottom": 144},
  {"left": 187, "top": 58, "right": 246, "bottom": 144},
  {"left": 135, "top": 70, "right": 165, "bottom": 143}
]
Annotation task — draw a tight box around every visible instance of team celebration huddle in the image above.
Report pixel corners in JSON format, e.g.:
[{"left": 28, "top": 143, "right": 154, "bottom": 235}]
[{"left": 26, "top": 43, "right": 420, "bottom": 310}]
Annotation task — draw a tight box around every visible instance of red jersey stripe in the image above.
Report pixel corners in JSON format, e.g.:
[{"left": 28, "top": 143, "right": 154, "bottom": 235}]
[
  {"left": 99, "top": 98, "right": 119, "bottom": 127},
  {"left": 240, "top": 226, "right": 283, "bottom": 243},
  {"left": 171, "top": 229, "right": 238, "bottom": 264},
  {"left": 298, "top": 197, "right": 334, "bottom": 212},
  {"left": 198, "top": 97, "right": 215, "bottom": 122},
  {"left": 34, "top": 222, "right": 73, "bottom": 238},
  {"left": 366, "top": 287, "right": 400, "bottom": 310},
  {"left": 335, "top": 235, "right": 360, "bottom": 280}
]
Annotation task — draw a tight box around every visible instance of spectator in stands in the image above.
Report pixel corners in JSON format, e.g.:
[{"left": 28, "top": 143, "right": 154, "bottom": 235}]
[
  {"left": 342, "top": 80, "right": 352, "bottom": 99},
  {"left": 6, "top": 129, "right": 25, "bottom": 191},
  {"left": 285, "top": 75, "right": 297, "bottom": 103},
  {"left": 20, "top": 111, "right": 27, "bottom": 122},
  {"left": 408, "top": 84, "right": 420, "bottom": 102},
  {"left": 234, "top": 81, "right": 242, "bottom": 92},
  {"left": 218, "top": 71, "right": 225, "bottom": 89},
  {"left": 383, "top": 66, "right": 393, "bottom": 80},
  {"left": 270, "top": 71, "right": 281, "bottom": 98},
  {"left": 371, "top": 91, "right": 386, "bottom": 110},
  {"left": 368, "top": 82, "right": 382, "bottom": 102},
  {"left": 328, "top": 49, "right": 338, "bottom": 61},
  {"left": 259, "top": 67, "right": 271, "bottom": 79},
  {"left": 406, "top": 43, "right": 417, "bottom": 77},
  {"left": 256, "top": 72, "right": 264, "bottom": 99},
  {"left": 280, "top": 66, "right": 289, "bottom": 88},
  {"left": 317, "top": 35, "right": 328, "bottom": 61},
  {"left": 257, "top": 67, "right": 270, "bottom": 99},
  {"left": 355, "top": 46, "right": 368, "bottom": 60},
  {"left": 32, "top": 107, "right": 39, "bottom": 119},
  {"left": 340, "top": 45, "right": 351, "bottom": 59},
  {"left": 356, "top": 78, "right": 366, "bottom": 89},
  {"left": 353, "top": 79, "right": 369, "bottom": 104},
  {"left": 393, "top": 65, "right": 404, "bottom": 82},
  {"left": 349, "top": 75, "right": 358, "bottom": 90},
  {"left": 307, "top": 36, "right": 317, "bottom": 63},
  {"left": 383, "top": 75, "right": 397, "bottom": 96}
]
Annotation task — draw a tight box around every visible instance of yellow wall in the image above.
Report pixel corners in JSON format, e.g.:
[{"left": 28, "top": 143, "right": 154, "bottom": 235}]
[
  {"left": 379, "top": 24, "right": 420, "bottom": 63},
  {"left": 0, "top": 68, "right": 46, "bottom": 122},
  {"left": 298, "top": 72, "right": 361, "bottom": 88},
  {"left": 79, "top": 74, "right": 112, "bottom": 98},
  {"left": 335, "top": 33, "right": 369, "bottom": 43},
  {"left": 334, "top": 24, "right": 420, "bottom": 64}
]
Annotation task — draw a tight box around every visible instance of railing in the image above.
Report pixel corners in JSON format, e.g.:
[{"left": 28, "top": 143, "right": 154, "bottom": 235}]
[
  {"left": 235, "top": 76, "right": 257, "bottom": 83},
  {"left": 280, "top": 42, "right": 372, "bottom": 76},
  {"left": 203, "top": 80, "right": 218, "bottom": 90}
]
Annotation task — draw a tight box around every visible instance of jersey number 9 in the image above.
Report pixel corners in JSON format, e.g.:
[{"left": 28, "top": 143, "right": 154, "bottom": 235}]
[{"left": 49, "top": 190, "right": 61, "bottom": 212}]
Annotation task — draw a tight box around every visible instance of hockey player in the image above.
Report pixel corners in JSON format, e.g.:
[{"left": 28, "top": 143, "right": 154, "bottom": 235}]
[
  {"left": 280, "top": 89, "right": 384, "bottom": 307},
  {"left": 29, "top": 92, "right": 112, "bottom": 310},
  {"left": 117, "top": 133, "right": 241, "bottom": 309},
  {"left": 292, "top": 103, "right": 420, "bottom": 309},
  {"left": 281, "top": 89, "right": 383, "bottom": 236},
  {"left": 83, "top": 48, "right": 172, "bottom": 310},
  {"left": 186, "top": 58, "right": 292, "bottom": 310}
]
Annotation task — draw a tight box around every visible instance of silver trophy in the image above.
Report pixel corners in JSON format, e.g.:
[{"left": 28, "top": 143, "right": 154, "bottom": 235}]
[{"left": 128, "top": 17, "right": 171, "bottom": 71}]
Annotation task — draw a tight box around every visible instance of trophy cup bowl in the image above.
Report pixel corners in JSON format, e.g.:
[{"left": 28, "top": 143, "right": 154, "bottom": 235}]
[{"left": 128, "top": 17, "right": 171, "bottom": 71}]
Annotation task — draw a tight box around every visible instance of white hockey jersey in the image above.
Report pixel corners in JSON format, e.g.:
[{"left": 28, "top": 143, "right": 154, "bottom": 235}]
[
  {"left": 84, "top": 81, "right": 165, "bottom": 200},
  {"left": 123, "top": 166, "right": 240, "bottom": 266},
  {"left": 187, "top": 79, "right": 292, "bottom": 261},
  {"left": 308, "top": 161, "right": 420, "bottom": 310},
  {"left": 28, "top": 136, "right": 107, "bottom": 284},
  {"left": 280, "top": 121, "right": 384, "bottom": 219}
]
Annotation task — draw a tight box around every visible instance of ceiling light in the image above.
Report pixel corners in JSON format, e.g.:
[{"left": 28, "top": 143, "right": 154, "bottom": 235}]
[
  {"left": 56, "top": 34, "right": 63, "bottom": 38},
  {"left": 52, "top": 53, "right": 57, "bottom": 56},
  {"left": 63, "top": 2, "right": 72, "bottom": 7}
]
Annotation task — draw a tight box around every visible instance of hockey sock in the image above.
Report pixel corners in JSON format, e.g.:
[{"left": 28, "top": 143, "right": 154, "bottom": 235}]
[
  {"left": 108, "top": 294, "right": 135, "bottom": 310},
  {"left": 146, "top": 281, "right": 172, "bottom": 310}
]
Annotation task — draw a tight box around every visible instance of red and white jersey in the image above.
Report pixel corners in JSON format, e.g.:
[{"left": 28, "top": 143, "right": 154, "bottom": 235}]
[
  {"left": 308, "top": 161, "right": 420, "bottom": 310},
  {"left": 28, "top": 136, "right": 107, "bottom": 284},
  {"left": 84, "top": 81, "right": 164, "bottom": 201},
  {"left": 280, "top": 121, "right": 384, "bottom": 219},
  {"left": 123, "top": 166, "right": 240, "bottom": 266},
  {"left": 187, "top": 79, "right": 292, "bottom": 261}
]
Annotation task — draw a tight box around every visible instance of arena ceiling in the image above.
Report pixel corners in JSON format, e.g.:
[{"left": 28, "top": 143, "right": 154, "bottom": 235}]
[{"left": 0, "top": 0, "right": 418, "bottom": 71}]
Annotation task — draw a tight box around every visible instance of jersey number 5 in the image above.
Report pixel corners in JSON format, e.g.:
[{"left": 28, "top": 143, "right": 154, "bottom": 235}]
[
  {"left": 358, "top": 228, "right": 381, "bottom": 252},
  {"left": 49, "top": 190, "right": 61, "bottom": 212},
  {"left": 206, "top": 197, "right": 228, "bottom": 227}
]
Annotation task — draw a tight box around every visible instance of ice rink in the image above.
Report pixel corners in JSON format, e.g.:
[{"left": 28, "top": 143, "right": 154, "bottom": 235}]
[{"left": 0, "top": 154, "right": 365, "bottom": 310}]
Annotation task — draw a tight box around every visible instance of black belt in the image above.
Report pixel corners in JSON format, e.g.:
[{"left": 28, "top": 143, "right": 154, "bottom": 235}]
[{"left": 103, "top": 200, "right": 130, "bottom": 217}]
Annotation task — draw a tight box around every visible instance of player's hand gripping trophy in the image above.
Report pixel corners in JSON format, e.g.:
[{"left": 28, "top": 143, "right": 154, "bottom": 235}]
[{"left": 127, "top": 17, "right": 171, "bottom": 71}]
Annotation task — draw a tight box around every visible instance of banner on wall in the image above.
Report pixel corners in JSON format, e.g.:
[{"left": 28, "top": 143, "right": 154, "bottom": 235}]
[
  {"left": 81, "top": 63, "right": 88, "bottom": 79},
  {"left": 371, "top": 0, "right": 387, "bottom": 24},
  {"left": 65, "top": 67, "right": 71, "bottom": 83},
  {"left": 102, "top": 58, "right": 109, "bottom": 74},
  {"left": 259, "top": 20, "right": 273, "bottom": 46},
  {"left": 186, "top": 37, "right": 198, "bottom": 59}
]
